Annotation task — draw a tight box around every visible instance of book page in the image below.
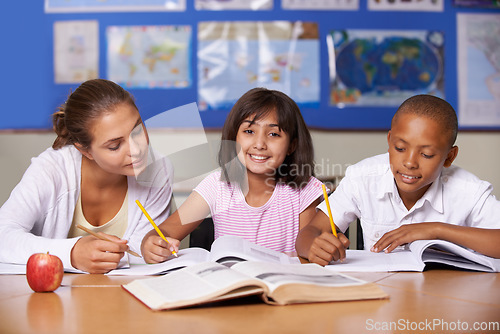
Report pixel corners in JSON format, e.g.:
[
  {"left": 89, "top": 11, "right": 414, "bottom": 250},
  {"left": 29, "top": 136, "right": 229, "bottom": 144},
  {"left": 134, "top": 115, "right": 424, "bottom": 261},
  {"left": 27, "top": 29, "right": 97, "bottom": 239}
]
[
  {"left": 326, "top": 249, "right": 424, "bottom": 272},
  {"left": 122, "top": 262, "right": 265, "bottom": 310},
  {"left": 410, "top": 239, "right": 500, "bottom": 272},
  {"left": 231, "top": 261, "right": 368, "bottom": 293},
  {"left": 107, "top": 247, "right": 210, "bottom": 275},
  {"left": 208, "top": 235, "right": 300, "bottom": 265}
]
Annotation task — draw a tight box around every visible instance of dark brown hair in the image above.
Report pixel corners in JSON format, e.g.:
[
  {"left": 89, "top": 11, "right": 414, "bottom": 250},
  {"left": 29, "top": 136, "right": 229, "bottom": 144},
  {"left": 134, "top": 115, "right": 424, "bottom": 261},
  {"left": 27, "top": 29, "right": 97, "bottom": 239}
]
[
  {"left": 52, "top": 79, "right": 138, "bottom": 150},
  {"left": 218, "top": 87, "right": 315, "bottom": 189},
  {"left": 392, "top": 94, "right": 458, "bottom": 147}
]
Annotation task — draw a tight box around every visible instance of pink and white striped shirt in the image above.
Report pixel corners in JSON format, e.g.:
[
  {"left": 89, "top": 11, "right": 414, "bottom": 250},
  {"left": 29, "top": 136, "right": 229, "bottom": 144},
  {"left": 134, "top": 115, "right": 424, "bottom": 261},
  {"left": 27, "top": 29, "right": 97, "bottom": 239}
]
[{"left": 194, "top": 171, "right": 323, "bottom": 253}]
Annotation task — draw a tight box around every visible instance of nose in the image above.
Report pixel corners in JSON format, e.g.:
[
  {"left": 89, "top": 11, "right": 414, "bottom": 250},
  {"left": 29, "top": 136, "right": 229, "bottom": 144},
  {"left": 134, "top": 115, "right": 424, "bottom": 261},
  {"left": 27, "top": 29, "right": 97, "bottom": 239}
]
[
  {"left": 253, "top": 132, "right": 267, "bottom": 150},
  {"left": 403, "top": 150, "right": 418, "bottom": 169},
  {"left": 129, "top": 133, "right": 145, "bottom": 157}
]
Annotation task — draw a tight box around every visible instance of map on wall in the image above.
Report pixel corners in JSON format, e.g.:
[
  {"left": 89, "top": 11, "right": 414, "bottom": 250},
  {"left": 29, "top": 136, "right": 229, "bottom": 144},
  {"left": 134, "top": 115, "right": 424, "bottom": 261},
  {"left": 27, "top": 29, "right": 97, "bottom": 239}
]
[
  {"left": 198, "top": 21, "right": 320, "bottom": 111},
  {"left": 328, "top": 29, "right": 444, "bottom": 107},
  {"left": 282, "top": 0, "right": 359, "bottom": 10},
  {"left": 45, "top": 0, "right": 185, "bottom": 12},
  {"left": 107, "top": 25, "right": 192, "bottom": 89},
  {"left": 457, "top": 14, "right": 500, "bottom": 127},
  {"left": 195, "top": 0, "right": 273, "bottom": 10},
  {"left": 54, "top": 20, "right": 99, "bottom": 84}
]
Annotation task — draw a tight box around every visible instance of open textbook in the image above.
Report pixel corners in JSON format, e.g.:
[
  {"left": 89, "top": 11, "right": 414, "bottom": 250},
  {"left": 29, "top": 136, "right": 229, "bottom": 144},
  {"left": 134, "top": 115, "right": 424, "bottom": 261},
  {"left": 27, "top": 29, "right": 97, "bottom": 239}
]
[
  {"left": 107, "top": 235, "right": 299, "bottom": 276},
  {"left": 326, "top": 239, "right": 500, "bottom": 272},
  {"left": 122, "top": 261, "right": 388, "bottom": 310}
]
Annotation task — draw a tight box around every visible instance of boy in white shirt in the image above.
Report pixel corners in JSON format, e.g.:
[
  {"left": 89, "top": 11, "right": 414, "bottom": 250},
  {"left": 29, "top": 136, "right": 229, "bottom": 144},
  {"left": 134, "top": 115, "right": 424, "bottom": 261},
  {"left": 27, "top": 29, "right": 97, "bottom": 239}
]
[{"left": 296, "top": 94, "right": 500, "bottom": 265}]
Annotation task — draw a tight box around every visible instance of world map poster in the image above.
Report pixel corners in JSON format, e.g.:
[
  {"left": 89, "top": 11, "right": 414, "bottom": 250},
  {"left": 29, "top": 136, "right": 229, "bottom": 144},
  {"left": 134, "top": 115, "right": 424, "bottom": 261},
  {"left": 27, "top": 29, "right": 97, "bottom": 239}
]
[
  {"left": 198, "top": 21, "right": 320, "bottom": 111},
  {"left": 107, "top": 25, "right": 192, "bottom": 89},
  {"left": 328, "top": 29, "right": 445, "bottom": 107}
]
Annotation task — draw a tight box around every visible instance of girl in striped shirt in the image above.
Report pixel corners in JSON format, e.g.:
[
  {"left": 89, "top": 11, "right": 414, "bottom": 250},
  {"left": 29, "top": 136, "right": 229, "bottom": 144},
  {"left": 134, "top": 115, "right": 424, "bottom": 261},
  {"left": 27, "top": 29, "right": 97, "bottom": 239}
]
[{"left": 141, "top": 88, "right": 324, "bottom": 263}]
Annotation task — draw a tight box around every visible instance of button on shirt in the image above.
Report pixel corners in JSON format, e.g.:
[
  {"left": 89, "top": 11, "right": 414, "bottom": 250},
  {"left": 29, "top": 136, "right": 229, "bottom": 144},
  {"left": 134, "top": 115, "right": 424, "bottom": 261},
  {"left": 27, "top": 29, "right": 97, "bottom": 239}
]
[{"left": 317, "top": 153, "right": 500, "bottom": 250}]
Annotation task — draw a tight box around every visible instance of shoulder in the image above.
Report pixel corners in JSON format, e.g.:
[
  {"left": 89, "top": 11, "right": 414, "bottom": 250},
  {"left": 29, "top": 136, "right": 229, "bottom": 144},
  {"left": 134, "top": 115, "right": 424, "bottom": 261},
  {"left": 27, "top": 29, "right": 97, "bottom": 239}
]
[
  {"left": 441, "top": 165, "right": 492, "bottom": 196},
  {"left": 345, "top": 153, "right": 390, "bottom": 178},
  {"left": 194, "top": 170, "right": 228, "bottom": 191},
  {"left": 29, "top": 145, "right": 81, "bottom": 174}
]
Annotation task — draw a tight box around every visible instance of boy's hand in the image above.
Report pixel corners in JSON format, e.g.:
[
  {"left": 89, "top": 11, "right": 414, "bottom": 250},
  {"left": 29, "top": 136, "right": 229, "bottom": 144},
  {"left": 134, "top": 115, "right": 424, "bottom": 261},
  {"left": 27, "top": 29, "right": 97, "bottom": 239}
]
[
  {"left": 371, "top": 223, "right": 441, "bottom": 253},
  {"left": 71, "top": 233, "right": 128, "bottom": 274},
  {"left": 141, "top": 229, "right": 180, "bottom": 264},
  {"left": 307, "top": 232, "right": 350, "bottom": 266}
]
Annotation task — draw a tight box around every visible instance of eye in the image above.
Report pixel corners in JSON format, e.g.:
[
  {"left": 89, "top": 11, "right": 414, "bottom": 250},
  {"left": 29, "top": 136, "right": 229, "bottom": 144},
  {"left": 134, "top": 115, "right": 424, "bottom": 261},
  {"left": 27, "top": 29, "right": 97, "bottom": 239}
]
[
  {"left": 422, "top": 153, "right": 435, "bottom": 159},
  {"left": 109, "top": 143, "right": 121, "bottom": 151},
  {"left": 269, "top": 132, "right": 281, "bottom": 137},
  {"left": 394, "top": 146, "right": 404, "bottom": 152},
  {"left": 243, "top": 129, "right": 254, "bottom": 134}
]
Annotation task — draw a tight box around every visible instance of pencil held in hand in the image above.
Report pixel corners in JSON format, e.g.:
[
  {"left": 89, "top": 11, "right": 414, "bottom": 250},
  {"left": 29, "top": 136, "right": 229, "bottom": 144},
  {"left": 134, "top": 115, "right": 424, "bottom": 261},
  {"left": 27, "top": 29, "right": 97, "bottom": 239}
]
[
  {"left": 321, "top": 184, "right": 338, "bottom": 237},
  {"left": 76, "top": 224, "right": 141, "bottom": 258},
  {"left": 135, "top": 200, "right": 178, "bottom": 258}
]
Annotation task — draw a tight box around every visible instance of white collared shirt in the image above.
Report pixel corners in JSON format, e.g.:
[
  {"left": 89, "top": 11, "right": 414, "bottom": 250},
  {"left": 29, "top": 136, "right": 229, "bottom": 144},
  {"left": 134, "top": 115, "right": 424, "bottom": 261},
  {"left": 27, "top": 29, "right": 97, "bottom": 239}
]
[{"left": 317, "top": 153, "right": 500, "bottom": 250}]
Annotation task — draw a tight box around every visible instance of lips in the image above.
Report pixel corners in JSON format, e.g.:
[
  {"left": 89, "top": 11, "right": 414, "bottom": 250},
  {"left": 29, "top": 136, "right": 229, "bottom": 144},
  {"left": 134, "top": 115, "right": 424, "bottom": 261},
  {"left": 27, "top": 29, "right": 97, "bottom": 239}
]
[
  {"left": 249, "top": 154, "right": 269, "bottom": 162},
  {"left": 399, "top": 172, "right": 421, "bottom": 183}
]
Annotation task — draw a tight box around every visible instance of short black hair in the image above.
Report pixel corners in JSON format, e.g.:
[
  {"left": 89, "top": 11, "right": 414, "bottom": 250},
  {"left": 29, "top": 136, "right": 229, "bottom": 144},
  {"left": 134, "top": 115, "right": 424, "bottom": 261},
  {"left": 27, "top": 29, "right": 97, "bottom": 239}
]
[{"left": 392, "top": 94, "right": 458, "bottom": 147}]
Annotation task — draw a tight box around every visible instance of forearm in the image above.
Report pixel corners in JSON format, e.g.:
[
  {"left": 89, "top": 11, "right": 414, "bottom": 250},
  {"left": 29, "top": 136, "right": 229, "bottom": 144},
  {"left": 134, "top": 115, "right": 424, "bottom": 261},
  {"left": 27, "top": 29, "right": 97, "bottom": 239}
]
[
  {"left": 295, "top": 225, "right": 322, "bottom": 259},
  {"left": 436, "top": 224, "right": 500, "bottom": 258}
]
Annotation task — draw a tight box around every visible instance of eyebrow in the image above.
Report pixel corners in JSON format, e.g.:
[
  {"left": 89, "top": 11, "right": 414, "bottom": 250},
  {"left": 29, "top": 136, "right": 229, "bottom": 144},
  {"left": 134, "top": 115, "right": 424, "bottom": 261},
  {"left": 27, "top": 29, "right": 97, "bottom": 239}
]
[
  {"left": 242, "top": 119, "right": 280, "bottom": 128},
  {"left": 102, "top": 117, "right": 143, "bottom": 146}
]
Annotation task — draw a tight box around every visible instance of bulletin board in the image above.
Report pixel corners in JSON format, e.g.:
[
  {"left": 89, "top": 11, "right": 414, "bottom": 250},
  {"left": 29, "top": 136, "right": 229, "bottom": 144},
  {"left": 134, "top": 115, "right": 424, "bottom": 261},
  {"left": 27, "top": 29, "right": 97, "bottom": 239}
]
[{"left": 0, "top": 1, "right": 498, "bottom": 131}]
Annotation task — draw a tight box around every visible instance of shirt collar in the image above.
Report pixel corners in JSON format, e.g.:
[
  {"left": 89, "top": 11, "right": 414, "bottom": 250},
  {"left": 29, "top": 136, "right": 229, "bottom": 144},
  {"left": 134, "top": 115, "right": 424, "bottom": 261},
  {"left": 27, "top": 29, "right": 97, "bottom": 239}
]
[{"left": 376, "top": 167, "right": 444, "bottom": 213}]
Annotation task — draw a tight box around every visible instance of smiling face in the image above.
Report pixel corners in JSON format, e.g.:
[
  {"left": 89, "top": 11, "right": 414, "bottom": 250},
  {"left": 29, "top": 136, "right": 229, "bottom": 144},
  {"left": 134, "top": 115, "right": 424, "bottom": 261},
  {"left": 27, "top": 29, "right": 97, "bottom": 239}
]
[
  {"left": 387, "top": 112, "right": 458, "bottom": 208},
  {"left": 80, "top": 103, "right": 149, "bottom": 177},
  {"left": 235, "top": 110, "right": 293, "bottom": 182}
]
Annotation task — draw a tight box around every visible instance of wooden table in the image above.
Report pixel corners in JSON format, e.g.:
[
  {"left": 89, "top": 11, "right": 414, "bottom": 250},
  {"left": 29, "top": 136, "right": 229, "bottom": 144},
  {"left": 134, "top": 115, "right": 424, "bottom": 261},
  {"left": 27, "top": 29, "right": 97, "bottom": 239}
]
[{"left": 0, "top": 270, "right": 499, "bottom": 334}]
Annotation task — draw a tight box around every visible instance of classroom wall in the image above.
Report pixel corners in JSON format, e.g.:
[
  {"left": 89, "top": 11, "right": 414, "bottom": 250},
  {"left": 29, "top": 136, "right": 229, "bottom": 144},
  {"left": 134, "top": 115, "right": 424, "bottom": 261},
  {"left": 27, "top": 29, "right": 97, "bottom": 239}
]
[{"left": 2, "top": 130, "right": 500, "bottom": 208}]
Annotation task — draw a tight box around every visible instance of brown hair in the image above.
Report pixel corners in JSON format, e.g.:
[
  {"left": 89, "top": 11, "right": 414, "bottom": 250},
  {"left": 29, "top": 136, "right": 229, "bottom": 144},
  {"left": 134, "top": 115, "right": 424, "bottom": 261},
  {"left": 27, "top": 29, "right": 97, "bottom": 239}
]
[
  {"left": 218, "top": 87, "right": 315, "bottom": 189},
  {"left": 52, "top": 79, "right": 138, "bottom": 150},
  {"left": 392, "top": 94, "right": 458, "bottom": 147}
]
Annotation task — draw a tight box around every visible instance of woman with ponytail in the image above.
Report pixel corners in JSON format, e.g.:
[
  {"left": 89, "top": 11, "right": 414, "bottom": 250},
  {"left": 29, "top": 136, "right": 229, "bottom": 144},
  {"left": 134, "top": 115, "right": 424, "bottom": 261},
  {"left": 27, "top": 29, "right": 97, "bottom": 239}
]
[{"left": 0, "top": 79, "right": 174, "bottom": 273}]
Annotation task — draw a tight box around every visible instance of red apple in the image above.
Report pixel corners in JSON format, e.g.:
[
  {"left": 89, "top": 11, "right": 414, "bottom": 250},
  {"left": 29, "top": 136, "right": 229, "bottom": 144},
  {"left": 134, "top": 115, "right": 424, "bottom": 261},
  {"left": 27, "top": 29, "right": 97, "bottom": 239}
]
[{"left": 26, "top": 252, "right": 64, "bottom": 292}]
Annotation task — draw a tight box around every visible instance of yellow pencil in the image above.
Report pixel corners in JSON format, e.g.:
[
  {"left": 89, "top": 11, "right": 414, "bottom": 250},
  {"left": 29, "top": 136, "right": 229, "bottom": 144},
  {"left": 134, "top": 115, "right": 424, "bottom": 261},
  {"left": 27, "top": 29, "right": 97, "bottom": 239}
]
[
  {"left": 321, "top": 184, "right": 338, "bottom": 237},
  {"left": 76, "top": 224, "right": 141, "bottom": 258},
  {"left": 135, "top": 200, "right": 178, "bottom": 258}
]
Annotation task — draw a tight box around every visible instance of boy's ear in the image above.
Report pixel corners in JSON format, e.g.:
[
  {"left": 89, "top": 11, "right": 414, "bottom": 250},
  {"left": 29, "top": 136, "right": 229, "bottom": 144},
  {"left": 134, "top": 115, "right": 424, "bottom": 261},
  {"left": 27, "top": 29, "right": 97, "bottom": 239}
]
[
  {"left": 443, "top": 146, "right": 459, "bottom": 168},
  {"left": 386, "top": 130, "right": 392, "bottom": 149},
  {"left": 74, "top": 143, "right": 94, "bottom": 160}
]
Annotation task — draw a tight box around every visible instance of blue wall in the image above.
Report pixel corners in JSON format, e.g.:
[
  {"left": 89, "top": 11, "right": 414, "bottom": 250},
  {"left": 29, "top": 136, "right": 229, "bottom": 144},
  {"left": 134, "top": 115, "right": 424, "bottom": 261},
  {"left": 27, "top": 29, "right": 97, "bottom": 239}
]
[{"left": 0, "top": 1, "right": 497, "bottom": 130}]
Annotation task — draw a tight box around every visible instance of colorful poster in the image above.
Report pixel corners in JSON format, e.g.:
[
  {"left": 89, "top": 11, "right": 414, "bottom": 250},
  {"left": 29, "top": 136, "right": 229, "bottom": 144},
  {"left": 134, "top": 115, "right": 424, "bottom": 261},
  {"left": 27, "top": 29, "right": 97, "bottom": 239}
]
[
  {"left": 195, "top": 0, "right": 272, "bottom": 10},
  {"left": 457, "top": 14, "right": 500, "bottom": 127},
  {"left": 328, "top": 30, "right": 444, "bottom": 106},
  {"left": 45, "top": 0, "right": 185, "bottom": 12},
  {"left": 282, "top": 0, "right": 359, "bottom": 10},
  {"left": 198, "top": 21, "right": 320, "bottom": 111},
  {"left": 368, "top": 0, "right": 443, "bottom": 11},
  {"left": 54, "top": 20, "right": 99, "bottom": 84},
  {"left": 107, "top": 25, "right": 192, "bottom": 89},
  {"left": 453, "top": 0, "right": 500, "bottom": 8}
]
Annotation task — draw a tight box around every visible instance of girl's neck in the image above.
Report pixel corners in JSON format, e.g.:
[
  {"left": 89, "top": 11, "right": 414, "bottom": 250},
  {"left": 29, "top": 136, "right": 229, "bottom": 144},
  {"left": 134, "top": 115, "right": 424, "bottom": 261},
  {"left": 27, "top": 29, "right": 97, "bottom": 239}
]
[
  {"left": 81, "top": 156, "right": 126, "bottom": 190},
  {"left": 241, "top": 171, "right": 276, "bottom": 207}
]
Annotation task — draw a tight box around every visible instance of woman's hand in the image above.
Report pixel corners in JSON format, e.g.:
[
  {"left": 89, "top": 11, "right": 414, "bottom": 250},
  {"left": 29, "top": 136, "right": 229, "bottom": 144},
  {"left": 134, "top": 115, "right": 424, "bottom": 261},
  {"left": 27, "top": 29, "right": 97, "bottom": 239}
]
[{"left": 70, "top": 233, "right": 129, "bottom": 274}]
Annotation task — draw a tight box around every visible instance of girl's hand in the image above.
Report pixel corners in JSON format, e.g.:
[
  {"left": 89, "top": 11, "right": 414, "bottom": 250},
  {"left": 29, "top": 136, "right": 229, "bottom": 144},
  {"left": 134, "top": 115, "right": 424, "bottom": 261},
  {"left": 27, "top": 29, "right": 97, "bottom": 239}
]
[
  {"left": 371, "top": 222, "right": 441, "bottom": 253},
  {"left": 71, "top": 233, "right": 128, "bottom": 274},
  {"left": 141, "top": 229, "right": 180, "bottom": 264},
  {"left": 307, "top": 231, "right": 350, "bottom": 266}
]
